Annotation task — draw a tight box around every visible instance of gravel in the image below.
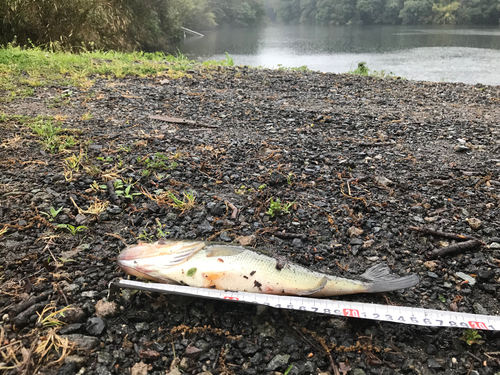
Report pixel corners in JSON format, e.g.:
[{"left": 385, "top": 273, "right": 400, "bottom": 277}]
[{"left": 1, "top": 67, "right": 500, "bottom": 374}]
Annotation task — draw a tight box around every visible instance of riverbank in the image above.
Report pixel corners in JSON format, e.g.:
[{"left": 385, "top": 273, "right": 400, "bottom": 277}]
[{"left": 1, "top": 51, "right": 500, "bottom": 375}]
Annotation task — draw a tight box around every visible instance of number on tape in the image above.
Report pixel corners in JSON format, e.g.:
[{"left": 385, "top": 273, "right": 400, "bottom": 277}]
[{"left": 111, "top": 279, "right": 500, "bottom": 331}]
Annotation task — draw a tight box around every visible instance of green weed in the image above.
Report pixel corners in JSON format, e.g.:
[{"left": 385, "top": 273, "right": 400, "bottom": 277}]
[
  {"left": 114, "top": 180, "right": 141, "bottom": 201},
  {"left": 41, "top": 206, "right": 63, "bottom": 222},
  {"left": 167, "top": 190, "right": 196, "bottom": 212},
  {"left": 56, "top": 224, "right": 87, "bottom": 236},
  {"left": 267, "top": 198, "right": 294, "bottom": 218},
  {"left": 460, "top": 329, "right": 484, "bottom": 346}
]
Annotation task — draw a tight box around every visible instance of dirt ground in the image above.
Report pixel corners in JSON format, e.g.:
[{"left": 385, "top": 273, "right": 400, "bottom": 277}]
[{"left": 1, "top": 67, "right": 500, "bottom": 375}]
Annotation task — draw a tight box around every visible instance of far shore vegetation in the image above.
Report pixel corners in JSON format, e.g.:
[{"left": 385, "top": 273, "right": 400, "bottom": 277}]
[{"left": 1, "top": 1, "right": 498, "bottom": 53}]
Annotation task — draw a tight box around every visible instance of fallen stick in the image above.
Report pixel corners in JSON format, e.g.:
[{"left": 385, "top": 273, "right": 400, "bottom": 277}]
[
  {"left": 428, "top": 239, "right": 483, "bottom": 259},
  {"left": 107, "top": 180, "right": 121, "bottom": 204},
  {"left": 408, "top": 226, "right": 477, "bottom": 242},
  {"left": 148, "top": 115, "right": 219, "bottom": 128},
  {"left": 225, "top": 201, "right": 239, "bottom": 219}
]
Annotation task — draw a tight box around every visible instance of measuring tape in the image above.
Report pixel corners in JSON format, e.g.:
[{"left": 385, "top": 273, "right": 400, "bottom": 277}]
[{"left": 109, "top": 279, "right": 500, "bottom": 331}]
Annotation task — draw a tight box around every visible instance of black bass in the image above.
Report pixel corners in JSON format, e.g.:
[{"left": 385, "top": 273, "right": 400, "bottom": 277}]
[{"left": 117, "top": 240, "right": 419, "bottom": 297}]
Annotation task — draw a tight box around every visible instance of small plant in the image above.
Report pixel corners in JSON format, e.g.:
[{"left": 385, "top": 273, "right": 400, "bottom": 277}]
[
  {"left": 167, "top": 190, "right": 196, "bottom": 212},
  {"left": 90, "top": 181, "right": 107, "bottom": 192},
  {"left": 96, "top": 156, "right": 113, "bottom": 162},
  {"left": 156, "top": 218, "right": 169, "bottom": 238},
  {"left": 461, "top": 329, "right": 484, "bottom": 346},
  {"left": 56, "top": 224, "right": 87, "bottom": 236},
  {"left": 115, "top": 181, "right": 141, "bottom": 201},
  {"left": 287, "top": 173, "right": 294, "bottom": 185},
  {"left": 258, "top": 184, "right": 267, "bottom": 191},
  {"left": 28, "top": 118, "right": 77, "bottom": 154},
  {"left": 37, "top": 303, "right": 73, "bottom": 328},
  {"left": 284, "top": 364, "right": 294, "bottom": 375},
  {"left": 118, "top": 145, "right": 131, "bottom": 152},
  {"left": 138, "top": 152, "right": 178, "bottom": 174},
  {"left": 82, "top": 112, "right": 93, "bottom": 120},
  {"left": 235, "top": 185, "right": 254, "bottom": 195},
  {"left": 41, "top": 206, "right": 63, "bottom": 222},
  {"left": 267, "top": 198, "right": 294, "bottom": 218},
  {"left": 138, "top": 230, "right": 154, "bottom": 242}
]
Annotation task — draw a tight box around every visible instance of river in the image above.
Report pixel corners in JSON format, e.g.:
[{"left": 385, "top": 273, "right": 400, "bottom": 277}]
[{"left": 169, "top": 24, "right": 500, "bottom": 85}]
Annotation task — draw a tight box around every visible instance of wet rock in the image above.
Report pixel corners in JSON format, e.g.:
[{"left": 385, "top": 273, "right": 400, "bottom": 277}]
[
  {"left": 86, "top": 317, "right": 106, "bottom": 335},
  {"left": 219, "top": 231, "right": 231, "bottom": 242},
  {"left": 473, "top": 303, "right": 489, "bottom": 315},
  {"left": 352, "top": 369, "right": 367, "bottom": 375},
  {"left": 454, "top": 145, "right": 470, "bottom": 153},
  {"left": 135, "top": 322, "right": 150, "bottom": 332},
  {"left": 197, "top": 220, "right": 213, "bottom": 234},
  {"left": 131, "top": 362, "right": 148, "bottom": 375},
  {"left": 266, "top": 354, "right": 290, "bottom": 371},
  {"left": 59, "top": 323, "right": 83, "bottom": 335},
  {"left": 292, "top": 238, "right": 303, "bottom": 248},
  {"left": 488, "top": 242, "right": 500, "bottom": 249},
  {"left": 95, "top": 364, "right": 112, "bottom": 375},
  {"left": 62, "top": 334, "right": 99, "bottom": 350},
  {"left": 427, "top": 358, "right": 444, "bottom": 369},
  {"left": 95, "top": 300, "right": 120, "bottom": 318},
  {"left": 269, "top": 171, "right": 287, "bottom": 186},
  {"left": 56, "top": 362, "right": 77, "bottom": 375}
]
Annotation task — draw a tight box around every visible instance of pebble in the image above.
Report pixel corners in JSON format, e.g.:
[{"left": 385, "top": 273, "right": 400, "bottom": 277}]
[
  {"left": 488, "top": 242, "right": 500, "bottom": 249},
  {"left": 352, "top": 370, "right": 366, "bottom": 375},
  {"left": 466, "top": 218, "right": 482, "bottom": 230},
  {"left": 197, "top": 220, "right": 213, "bottom": 234},
  {"left": 237, "top": 235, "right": 256, "bottom": 246},
  {"left": 95, "top": 300, "right": 120, "bottom": 318},
  {"left": 62, "top": 334, "right": 99, "bottom": 350},
  {"left": 86, "top": 317, "right": 106, "bottom": 335},
  {"left": 375, "top": 175, "right": 394, "bottom": 186},
  {"left": 347, "top": 226, "right": 363, "bottom": 238},
  {"left": 266, "top": 354, "right": 290, "bottom": 371},
  {"left": 455, "top": 272, "right": 476, "bottom": 286},
  {"left": 131, "top": 362, "right": 148, "bottom": 375},
  {"left": 219, "top": 231, "right": 231, "bottom": 242},
  {"left": 56, "top": 362, "right": 77, "bottom": 375},
  {"left": 292, "top": 238, "right": 303, "bottom": 248}
]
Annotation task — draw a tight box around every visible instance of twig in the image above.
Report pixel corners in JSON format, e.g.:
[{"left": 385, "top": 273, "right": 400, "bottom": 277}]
[
  {"left": 409, "top": 226, "right": 477, "bottom": 242},
  {"left": 428, "top": 239, "right": 483, "bottom": 259},
  {"left": 107, "top": 180, "right": 120, "bottom": 204},
  {"left": 225, "top": 201, "right": 239, "bottom": 219}
]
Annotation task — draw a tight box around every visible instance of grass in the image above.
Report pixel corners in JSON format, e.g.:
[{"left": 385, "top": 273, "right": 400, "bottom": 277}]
[
  {"left": 1, "top": 114, "right": 78, "bottom": 154},
  {"left": 0, "top": 45, "right": 237, "bottom": 101},
  {"left": 348, "top": 61, "right": 399, "bottom": 79},
  {"left": 267, "top": 198, "right": 294, "bottom": 218}
]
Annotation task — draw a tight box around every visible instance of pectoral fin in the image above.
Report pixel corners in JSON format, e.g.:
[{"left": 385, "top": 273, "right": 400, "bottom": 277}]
[{"left": 289, "top": 276, "right": 328, "bottom": 296}]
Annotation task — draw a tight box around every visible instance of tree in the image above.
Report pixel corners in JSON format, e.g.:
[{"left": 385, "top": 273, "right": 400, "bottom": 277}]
[
  {"left": 399, "top": 0, "right": 433, "bottom": 24},
  {"left": 432, "top": 0, "right": 460, "bottom": 24},
  {"left": 356, "top": 0, "right": 386, "bottom": 24}
]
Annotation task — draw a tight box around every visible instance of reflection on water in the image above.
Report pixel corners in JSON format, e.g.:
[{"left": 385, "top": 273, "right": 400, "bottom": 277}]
[{"left": 169, "top": 25, "right": 500, "bottom": 85}]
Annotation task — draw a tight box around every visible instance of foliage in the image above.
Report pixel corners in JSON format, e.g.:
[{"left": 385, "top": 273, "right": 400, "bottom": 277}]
[
  {"left": 460, "top": 329, "right": 484, "bottom": 345},
  {"left": 56, "top": 224, "right": 88, "bottom": 235},
  {"left": 210, "top": 0, "right": 267, "bottom": 27},
  {"left": 41, "top": 207, "right": 63, "bottom": 222},
  {"left": 114, "top": 180, "right": 141, "bottom": 201},
  {"left": 348, "top": 61, "right": 397, "bottom": 78},
  {"left": 267, "top": 198, "right": 294, "bottom": 217},
  {"left": 271, "top": 0, "right": 499, "bottom": 24}
]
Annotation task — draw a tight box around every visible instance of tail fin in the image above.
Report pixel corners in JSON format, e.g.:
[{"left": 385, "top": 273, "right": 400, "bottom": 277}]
[{"left": 362, "top": 264, "right": 419, "bottom": 293}]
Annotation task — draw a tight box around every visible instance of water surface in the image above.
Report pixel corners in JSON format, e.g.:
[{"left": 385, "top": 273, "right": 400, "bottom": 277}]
[{"left": 170, "top": 25, "right": 500, "bottom": 85}]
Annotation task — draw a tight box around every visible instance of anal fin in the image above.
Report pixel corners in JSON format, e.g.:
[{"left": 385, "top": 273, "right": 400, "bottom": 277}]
[{"left": 293, "top": 277, "right": 328, "bottom": 296}]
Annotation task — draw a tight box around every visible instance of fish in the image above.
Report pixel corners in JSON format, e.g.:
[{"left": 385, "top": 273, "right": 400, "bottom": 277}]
[{"left": 117, "top": 239, "right": 419, "bottom": 297}]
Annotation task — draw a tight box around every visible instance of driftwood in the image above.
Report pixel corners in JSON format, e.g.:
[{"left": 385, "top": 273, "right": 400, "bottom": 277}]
[
  {"left": 408, "top": 226, "right": 477, "bottom": 242},
  {"left": 149, "top": 115, "right": 219, "bottom": 128},
  {"left": 428, "top": 239, "right": 483, "bottom": 259}
]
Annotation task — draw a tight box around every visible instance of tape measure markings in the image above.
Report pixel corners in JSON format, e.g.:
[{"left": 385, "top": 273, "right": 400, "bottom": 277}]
[{"left": 111, "top": 279, "right": 499, "bottom": 331}]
